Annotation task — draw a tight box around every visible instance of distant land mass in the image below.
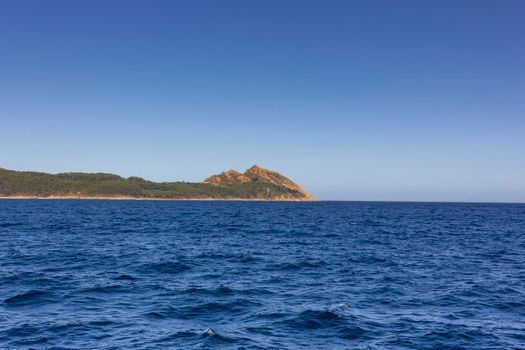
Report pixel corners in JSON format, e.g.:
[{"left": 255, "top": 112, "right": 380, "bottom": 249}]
[{"left": 0, "top": 165, "right": 315, "bottom": 201}]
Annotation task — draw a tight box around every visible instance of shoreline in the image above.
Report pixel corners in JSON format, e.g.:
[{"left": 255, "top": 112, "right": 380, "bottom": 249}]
[{"left": 0, "top": 196, "right": 316, "bottom": 202}]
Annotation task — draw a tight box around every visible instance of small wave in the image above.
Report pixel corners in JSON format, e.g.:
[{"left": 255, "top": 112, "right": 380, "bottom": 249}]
[
  {"left": 141, "top": 261, "right": 190, "bottom": 274},
  {"left": 113, "top": 274, "right": 137, "bottom": 281},
  {"left": 152, "top": 327, "right": 237, "bottom": 345},
  {"left": 200, "top": 328, "right": 235, "bottom": 344},
  {"left": 193, "top": 252, "right": 230, "bottom": 259},
  {"left": 265, "top": 260, "right": 328, "bottom": 271},
  {"left": 185, "top": 300, "right": 260, "bottom": 317},
  {"left": 184, "top": 285, "right": 272, "bottom": 297},
  {"left": 145, "top": 311, "right": 166, "bottom": 319},
  {"left": 495, "top": 300, "right": 525, "bottom": 310},
  {"left": 0, "top": 222, "right": 24, "bottom": 228},
  {"left": 329, "top": 303, "right": 349, "bottom": 311},
  {"left": 46, "top": 322, "right": 83, "bottom": 333},
  {"left": 245, "top": 325, "right": 276, "bottom": 336},
  {"left": 88, "top": 319, "right": 116, "bottom": 326},
  {"left": 149, "top": 299, "right": 261, "bottom": 320},
  {"left": 186, "top": 285, "right": 236, "bottom": 296},
  {"left": 45, "top": 319, "right": 117, "bottom": 332},
  {"left": 81, "top": 285, "right": 127, "bottom": 294},
  {"left": 3, "top": 290, "right": 55, "bottom": 306},
  {"left": 256, "top": 311, "right": 288, "bottom": 320},
  {"left": 155, "top": 330, "right": 199, "bottom": 343},
  {"left": 117, "top": 227, "right": 139, "bottom": 233},
  {"left": 291, "top": 309, "right": 345, "bottom": 329},
  {"left": 231, "top": 253, "right": 261, "bottom": 263},
  {"left": 202, "top": 327, "right": 216, "bottom": 336},
  {"left": 1, "top": 324, "right": 40, "bottom": 338},
  {"left": 281, "top": 308, "right": 367, "bottom": 340},
  {"left": 10, "top": 335, "right": 49, "bottom": 346},
  {"left": 423, "top": 328, "right": 497, "bottom": 343}
]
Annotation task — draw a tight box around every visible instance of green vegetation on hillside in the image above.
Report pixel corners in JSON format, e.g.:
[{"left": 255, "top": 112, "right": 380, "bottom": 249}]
[{"left": 0, "top": 168, "right": 306, "bottom": 200}]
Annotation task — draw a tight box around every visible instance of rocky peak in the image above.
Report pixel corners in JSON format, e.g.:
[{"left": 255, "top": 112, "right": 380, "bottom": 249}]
[
  {"left": 244, "top": 164, "right": 265, "bottom": 176},
  {"left": 203, "top": 169, "right": 251, "bottom": 186},
  {"left": 203, "top": 165, "right": 315, "bottom": 200}
]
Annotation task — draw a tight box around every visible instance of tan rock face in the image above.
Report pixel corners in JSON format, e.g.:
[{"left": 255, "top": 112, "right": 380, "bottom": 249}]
[
  {"left": 202, "top": 169, "right": 251, "bottom": 186},
  {"left": 203, "top": 165, "right": 315, "bottom": 201}
]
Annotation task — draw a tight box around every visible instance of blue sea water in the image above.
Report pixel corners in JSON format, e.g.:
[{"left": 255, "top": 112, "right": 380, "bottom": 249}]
[{"left": 0, "top": 200, "right": 524, "bottom": 349}]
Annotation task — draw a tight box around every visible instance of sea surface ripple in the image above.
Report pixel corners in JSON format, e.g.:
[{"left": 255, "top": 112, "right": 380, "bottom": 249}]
[{"left": 1, "top": 200, "right": 524, "bottom": 349}]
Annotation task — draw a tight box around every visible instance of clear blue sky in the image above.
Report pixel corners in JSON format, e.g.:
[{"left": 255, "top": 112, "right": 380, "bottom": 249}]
[{"left": 1, "top": 0, "right": 524, "bottom": 202}]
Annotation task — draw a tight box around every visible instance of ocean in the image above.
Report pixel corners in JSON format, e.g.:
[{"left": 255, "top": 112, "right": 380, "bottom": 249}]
[{"left": 1, "top": 200, "right": 524, "bottom": 349}]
